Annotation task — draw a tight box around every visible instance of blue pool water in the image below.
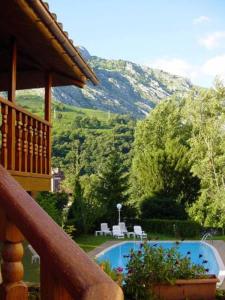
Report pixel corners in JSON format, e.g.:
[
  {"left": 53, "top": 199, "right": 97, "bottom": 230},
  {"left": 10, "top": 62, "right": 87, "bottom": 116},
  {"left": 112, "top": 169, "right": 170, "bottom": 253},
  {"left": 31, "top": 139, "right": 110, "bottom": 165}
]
[{"left": 97, "top": 241, "right": 219, "bottom": 275}]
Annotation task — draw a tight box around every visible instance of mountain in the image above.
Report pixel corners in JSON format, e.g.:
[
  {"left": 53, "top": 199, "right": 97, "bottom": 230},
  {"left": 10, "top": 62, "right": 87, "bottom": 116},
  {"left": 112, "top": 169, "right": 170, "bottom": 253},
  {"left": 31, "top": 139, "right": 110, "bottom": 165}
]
[
  {"left": 53, "top": 47, "right": 193, "bottom": 118},
  {"left": 13, "top": 47, "right": 194, "bottom": 118}
]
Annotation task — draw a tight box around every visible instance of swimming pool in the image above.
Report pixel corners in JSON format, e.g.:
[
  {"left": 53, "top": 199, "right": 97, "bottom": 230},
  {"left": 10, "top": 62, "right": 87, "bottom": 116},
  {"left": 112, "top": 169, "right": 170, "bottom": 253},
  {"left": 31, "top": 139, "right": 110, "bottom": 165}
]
[{"left": 97, "top": 241, "right": 225, "bottom": 285}]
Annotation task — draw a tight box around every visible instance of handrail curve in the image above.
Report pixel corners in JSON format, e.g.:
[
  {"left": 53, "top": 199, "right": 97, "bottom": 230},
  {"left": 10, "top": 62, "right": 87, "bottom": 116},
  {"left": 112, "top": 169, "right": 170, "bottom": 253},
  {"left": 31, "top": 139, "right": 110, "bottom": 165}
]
[{"left": 0, "top": 165, "right": 124, "bottom": 299}]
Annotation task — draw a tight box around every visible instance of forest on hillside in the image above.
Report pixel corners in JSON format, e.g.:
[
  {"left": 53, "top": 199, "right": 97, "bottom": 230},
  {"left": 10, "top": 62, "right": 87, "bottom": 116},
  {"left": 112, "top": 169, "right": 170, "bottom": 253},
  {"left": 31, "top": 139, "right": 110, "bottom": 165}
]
[{"left": 40, "top": 82, "right": 225, "bottom": 234}]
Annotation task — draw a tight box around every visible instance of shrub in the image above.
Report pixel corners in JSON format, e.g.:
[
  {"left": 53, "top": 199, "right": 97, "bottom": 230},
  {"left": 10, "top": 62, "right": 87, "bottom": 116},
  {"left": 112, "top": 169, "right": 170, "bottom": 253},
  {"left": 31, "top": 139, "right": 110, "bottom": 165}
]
[
  {"left": 140, "top": 194, "right": 187, "bottom": 220},
  {"left": 139, "top": 219, "right": 202, "bottom": 238}
]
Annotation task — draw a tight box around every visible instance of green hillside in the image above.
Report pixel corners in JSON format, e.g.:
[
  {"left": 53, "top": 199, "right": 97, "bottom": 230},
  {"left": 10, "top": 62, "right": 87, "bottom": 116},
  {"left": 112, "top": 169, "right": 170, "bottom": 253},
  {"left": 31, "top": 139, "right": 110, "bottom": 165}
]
[{"left": 16, "top": 94, "right": 118, "bottom": 133}]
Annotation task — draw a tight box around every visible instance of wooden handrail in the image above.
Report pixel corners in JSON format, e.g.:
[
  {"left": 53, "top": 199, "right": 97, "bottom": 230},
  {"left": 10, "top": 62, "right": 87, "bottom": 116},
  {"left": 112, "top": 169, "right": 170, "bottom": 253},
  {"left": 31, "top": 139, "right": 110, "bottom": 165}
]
[
  {"left": 0, "top": 165, "right": 124, "bottom": 299},
  {"left": 0, "top": 96, "right": 51, "bottom": 126}
]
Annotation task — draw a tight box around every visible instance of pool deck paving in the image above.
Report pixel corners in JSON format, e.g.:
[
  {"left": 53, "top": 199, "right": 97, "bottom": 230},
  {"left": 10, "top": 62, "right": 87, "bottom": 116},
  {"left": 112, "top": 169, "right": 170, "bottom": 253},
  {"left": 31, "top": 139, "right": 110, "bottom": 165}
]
[
  {"left": 206, "top": 240, "right": 225, "bottom": 290},
  {"left": 88, "top": 239, "right": 225, "bottom": 290},
  {"left": 88, "top": 240, "right": 122, "bottom": 259}
]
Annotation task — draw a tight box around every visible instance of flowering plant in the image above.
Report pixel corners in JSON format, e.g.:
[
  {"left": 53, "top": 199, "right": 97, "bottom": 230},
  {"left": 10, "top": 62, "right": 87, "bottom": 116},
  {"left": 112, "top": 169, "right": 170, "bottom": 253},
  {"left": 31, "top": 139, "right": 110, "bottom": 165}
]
[
  {"left": 124, "top": 241, "right": 207, "bottom": 300},
  {"left": 98, "top": 260, "right": 124, "bottom": 286}
]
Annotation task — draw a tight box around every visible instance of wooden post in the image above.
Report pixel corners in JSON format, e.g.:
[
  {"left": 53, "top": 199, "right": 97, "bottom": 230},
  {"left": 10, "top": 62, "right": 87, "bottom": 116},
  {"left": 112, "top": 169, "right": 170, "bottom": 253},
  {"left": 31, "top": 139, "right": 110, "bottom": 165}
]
[
  {"left": 8, "top": 38, "right": 17, "bottom": 103},
  {"left": 7, "top": 38, "right": 17, "bottom": 170},
  {"left": 45, "top": 73, "right": 52, "bottom": 122},
  {"left": 0, "top": 217, "right": 28, "bottom": 300},
  {"left": 45, "top": 73, "right": 52, "bottom": 175}
]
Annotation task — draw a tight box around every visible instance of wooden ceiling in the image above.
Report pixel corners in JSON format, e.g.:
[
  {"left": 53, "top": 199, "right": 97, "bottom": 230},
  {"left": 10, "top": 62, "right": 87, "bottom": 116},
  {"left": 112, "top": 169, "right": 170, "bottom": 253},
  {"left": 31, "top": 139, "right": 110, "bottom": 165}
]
[{"left": 0, "top": 0, "right": 98, "bottom": 91}]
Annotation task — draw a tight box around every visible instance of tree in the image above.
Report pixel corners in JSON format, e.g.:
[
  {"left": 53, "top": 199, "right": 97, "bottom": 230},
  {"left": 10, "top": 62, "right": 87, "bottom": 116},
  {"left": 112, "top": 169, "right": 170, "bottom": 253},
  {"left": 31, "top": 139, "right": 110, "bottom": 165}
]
[
  {"left": 95, "top": 150, "right": 132, "bottom": 225},
  {"left": 36, "top": 192, "right": 69, "bottom": 225},
  {"left": 184, "top": 83, "right": 225, "bottom": 226},
  {"left": 67, "top": 175, "right": 104, "bottom": 234},
  {"left": 140, "top": 193, "right": 187, "bottom": 220},
  {"left": 131, "top": 98, "right": 200, "bottom": 215}
]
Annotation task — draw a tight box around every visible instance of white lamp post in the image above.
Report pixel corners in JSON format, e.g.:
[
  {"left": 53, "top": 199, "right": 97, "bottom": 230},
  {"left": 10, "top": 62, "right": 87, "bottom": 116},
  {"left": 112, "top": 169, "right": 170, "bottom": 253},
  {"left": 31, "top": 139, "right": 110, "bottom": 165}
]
[{"left": 117, "top": 203, "right": 122, "bottom": 225}]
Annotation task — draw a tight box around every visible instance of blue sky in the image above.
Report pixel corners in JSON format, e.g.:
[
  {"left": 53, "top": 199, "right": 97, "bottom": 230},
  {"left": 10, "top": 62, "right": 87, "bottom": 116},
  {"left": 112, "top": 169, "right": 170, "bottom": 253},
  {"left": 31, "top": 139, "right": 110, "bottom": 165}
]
[{"left": 46, "top": 1, "right": 225, "bottom": 87}]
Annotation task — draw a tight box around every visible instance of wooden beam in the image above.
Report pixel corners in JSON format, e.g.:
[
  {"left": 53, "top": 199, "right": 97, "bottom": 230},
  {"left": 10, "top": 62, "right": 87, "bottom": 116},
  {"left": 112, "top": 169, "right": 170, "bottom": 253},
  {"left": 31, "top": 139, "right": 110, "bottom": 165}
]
[
  {"left": 45, "top": 73, "right": 52, "bottom": 176},
  {"left": 45, "top": 73, "right": 52, "bottom": 122},
  {"left": 7, "top": 38, "right": 17, "bottom": 170},
  {"left": 0, "top": 70, "right": 85, "bottom": 91},
  {"left": 8, "top": 38, "right": 17, "bottom": 102}
]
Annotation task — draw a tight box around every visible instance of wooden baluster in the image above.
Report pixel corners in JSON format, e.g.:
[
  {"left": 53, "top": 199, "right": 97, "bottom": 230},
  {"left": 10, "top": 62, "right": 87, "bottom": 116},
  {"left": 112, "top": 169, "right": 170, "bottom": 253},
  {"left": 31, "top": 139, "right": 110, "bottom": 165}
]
[
  {"left": 43, "top": 124, "right": 47, "bottom": 174},
  {"left": 46, "top": 126, "right": 51, "bottom": 175},
  {"left": 28, "top": 117, "right": 33, "bottom": 173},
  {"left": 38, "top": 122, "right": 43, "bottom": 174},
  {"left": 22, "top": 115, "right": 28, "bottom": 173},
  {"left": 7, "top": 107, "right": 16, "bottom": 171},
  {"left": 16, "top": 112, "right": 23, "bottom": 171},
  {"left": 0, "top": 216, "right": 28, "bottom": 300},
  {"left": 33, "top": 120, "right": 38, "bottom": 173},
  {"left": 1, "top": 104, "right": 8, "bottom": 168}
]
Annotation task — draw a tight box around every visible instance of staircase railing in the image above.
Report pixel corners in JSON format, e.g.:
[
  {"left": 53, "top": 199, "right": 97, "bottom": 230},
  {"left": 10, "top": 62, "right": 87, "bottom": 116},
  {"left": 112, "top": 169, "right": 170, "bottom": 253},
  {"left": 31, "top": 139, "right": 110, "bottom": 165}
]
[{"left": 0, "top": 164, "right": 124, "bottom": 299}]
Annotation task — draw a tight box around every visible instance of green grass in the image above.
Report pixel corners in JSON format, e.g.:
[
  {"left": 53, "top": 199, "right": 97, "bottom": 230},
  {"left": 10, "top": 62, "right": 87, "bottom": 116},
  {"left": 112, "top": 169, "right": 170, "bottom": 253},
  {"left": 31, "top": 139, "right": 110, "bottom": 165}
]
[
  {"left": 211, "top": 235, "right": 225, "bottom": 241},
  {"left": 23, "top": 242, "right": 40, "bottom": 283},
  {"left": 75, "top": 235, "right": 114, "bottom": 252},
  {"left": 16, "top": 93, "right": 117, "bottom": 133}
]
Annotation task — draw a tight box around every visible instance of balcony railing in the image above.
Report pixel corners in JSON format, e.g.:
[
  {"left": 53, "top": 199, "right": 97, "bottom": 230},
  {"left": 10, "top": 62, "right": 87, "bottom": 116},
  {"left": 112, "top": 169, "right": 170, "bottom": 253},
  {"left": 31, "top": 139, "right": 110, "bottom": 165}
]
[
  {"left": 0, "top": 96, "right": 51, "bottom": 190},
  {"left": 0, "top": 164, "right": 124, "bottom": 299}
]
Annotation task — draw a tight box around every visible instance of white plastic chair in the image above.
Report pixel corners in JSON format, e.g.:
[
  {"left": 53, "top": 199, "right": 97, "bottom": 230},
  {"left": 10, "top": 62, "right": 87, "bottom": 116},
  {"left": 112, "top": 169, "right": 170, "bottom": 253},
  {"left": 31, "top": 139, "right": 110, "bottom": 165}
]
[
  {"left": 133, "top": 226, "right": 147, "bottom": 239},
  {"left": 27, "top": 244, "right": 40, "bottom": 264},
  {"left": 119, "top": 222, "right": 128, "bottom": 235},
  {"left": 100, "top": 223, "right": 112, "bottom": 236},
  {"left": 112, "top": 225, "right": 124, "bottom": 239}
]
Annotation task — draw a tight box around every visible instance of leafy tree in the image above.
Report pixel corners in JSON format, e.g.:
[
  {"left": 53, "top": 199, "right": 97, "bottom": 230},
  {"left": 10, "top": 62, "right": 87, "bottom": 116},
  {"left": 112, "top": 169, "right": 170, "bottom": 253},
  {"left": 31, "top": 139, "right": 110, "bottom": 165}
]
[
  {"left": 184, "top": 83, "right": 225, "bottom": 226},
  {"left": 36, "top": 192, "right": 69, "bottom": 225},
  {"left": 131, "top": 98, "right": 200, "bottom": 215}
]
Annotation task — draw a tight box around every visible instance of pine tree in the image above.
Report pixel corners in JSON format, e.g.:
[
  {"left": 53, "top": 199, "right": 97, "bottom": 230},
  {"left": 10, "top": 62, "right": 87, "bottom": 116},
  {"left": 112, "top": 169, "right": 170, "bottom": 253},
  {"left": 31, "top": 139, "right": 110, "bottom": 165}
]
[
  {"left": 67, "top": 176, "right": 86, "bottom": 233},
  {"left": 96, "top": 150, "right": 130, "bottom": 225}
]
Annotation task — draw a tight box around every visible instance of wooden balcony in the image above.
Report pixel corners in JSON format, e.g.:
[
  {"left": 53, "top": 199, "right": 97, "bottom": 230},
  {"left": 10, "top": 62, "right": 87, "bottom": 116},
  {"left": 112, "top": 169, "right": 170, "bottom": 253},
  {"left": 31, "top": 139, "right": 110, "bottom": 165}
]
[{"left": 0, "top": 96, "right": 51, "bottom": 191}]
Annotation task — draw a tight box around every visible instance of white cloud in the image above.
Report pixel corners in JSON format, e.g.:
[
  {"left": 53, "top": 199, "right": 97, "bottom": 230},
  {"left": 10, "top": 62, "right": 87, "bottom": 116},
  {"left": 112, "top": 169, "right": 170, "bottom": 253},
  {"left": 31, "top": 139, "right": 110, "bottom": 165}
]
[
  {"left": 150, "top": 58, "right": 198, "bottom": 80},
  {"left": 202, "top": 54, "right": 225, "bottom": 81},
  {"left": 193, "top": 16, "right": 210, "bottom": 25},
  {"left": 199, "top": 31, "right": 225, "bottom": 49},
  {"left": 148, "top": 55, "right": 225, "bottom": 87}
]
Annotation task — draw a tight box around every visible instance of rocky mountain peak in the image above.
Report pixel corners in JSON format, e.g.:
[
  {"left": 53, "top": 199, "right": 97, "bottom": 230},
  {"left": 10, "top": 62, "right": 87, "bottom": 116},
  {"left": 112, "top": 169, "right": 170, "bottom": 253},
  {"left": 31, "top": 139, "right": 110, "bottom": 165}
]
[{"left": 77, "top": 46, "right": 92, "bottom": 60}]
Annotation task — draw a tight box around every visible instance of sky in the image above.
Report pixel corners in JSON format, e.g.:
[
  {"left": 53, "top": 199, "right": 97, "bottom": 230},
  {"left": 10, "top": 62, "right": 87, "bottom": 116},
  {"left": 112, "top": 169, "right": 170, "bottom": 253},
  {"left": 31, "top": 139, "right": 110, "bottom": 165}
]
[{"left": 46, "top": 0, "right": 225, "bottom": 87}]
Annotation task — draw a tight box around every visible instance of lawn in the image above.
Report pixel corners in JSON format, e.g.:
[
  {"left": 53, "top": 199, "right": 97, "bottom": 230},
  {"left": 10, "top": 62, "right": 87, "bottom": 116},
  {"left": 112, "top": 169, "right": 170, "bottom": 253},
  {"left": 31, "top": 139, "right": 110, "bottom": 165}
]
[{"left": 23, "top": 243, "right": 40, "bottom": 283}]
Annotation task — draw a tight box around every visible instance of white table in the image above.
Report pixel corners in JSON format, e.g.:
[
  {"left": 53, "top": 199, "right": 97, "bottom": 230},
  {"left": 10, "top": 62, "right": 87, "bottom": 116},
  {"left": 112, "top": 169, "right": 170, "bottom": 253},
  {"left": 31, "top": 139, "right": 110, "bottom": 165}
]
[
  {"left": 126, "top": 232, "right": 135, "bottom": 238},
  {"left": 95, "top": 230, "right": 103, "bottom": 236}
]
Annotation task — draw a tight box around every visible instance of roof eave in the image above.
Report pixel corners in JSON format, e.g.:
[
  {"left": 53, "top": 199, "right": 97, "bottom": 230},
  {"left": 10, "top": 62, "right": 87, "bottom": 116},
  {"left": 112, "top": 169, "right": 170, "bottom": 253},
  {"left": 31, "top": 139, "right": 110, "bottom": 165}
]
[{"left": 18, "top": 0, "right": 99, "bottom": 86}]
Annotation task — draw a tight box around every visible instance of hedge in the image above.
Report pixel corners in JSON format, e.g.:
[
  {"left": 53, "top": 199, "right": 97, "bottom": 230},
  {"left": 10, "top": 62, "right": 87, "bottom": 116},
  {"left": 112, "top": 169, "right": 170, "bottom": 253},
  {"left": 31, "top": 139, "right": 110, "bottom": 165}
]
[{"left": 139, "top": 219, "right": 202, "bottom": 238}]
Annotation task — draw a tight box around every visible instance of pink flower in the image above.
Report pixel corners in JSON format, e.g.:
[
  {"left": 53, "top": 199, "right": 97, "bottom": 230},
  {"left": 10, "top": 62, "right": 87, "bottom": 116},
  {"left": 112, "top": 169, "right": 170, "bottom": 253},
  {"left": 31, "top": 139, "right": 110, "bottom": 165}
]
[{"left": 117, "top": 267, "right": 123, "bottom": 273}]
